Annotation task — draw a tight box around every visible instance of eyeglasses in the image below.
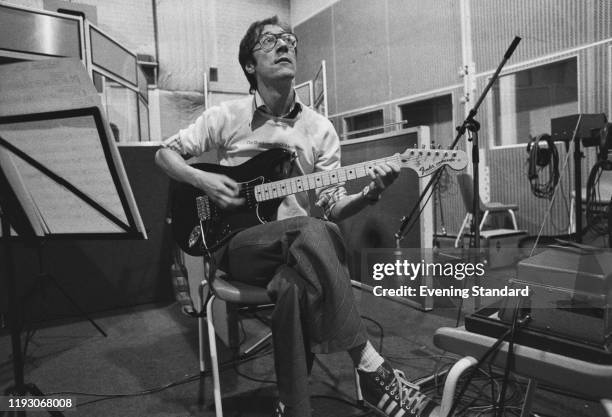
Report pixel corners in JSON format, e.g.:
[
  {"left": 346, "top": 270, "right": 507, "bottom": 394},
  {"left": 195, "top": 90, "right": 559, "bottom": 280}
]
[{"left": 252, "top": 32, "right": 298, "bottom": 53}]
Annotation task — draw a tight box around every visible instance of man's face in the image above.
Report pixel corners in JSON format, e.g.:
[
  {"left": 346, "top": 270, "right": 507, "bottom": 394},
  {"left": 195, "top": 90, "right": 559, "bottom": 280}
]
[{"left": 249, "top": 24, "right": 296, "bottom": 87}]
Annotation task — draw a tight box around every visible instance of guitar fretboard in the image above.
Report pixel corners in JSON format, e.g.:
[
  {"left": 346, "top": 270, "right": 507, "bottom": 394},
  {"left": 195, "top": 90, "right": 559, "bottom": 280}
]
[{"left": 253, "top": 154, "right": 402, "bottom": 202}]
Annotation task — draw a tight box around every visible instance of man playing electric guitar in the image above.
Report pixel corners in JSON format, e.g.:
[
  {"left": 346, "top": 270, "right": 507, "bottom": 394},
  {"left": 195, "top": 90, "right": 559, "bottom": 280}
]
[{"left": 156, "top": 16, "right": 440, "bottom": 417}]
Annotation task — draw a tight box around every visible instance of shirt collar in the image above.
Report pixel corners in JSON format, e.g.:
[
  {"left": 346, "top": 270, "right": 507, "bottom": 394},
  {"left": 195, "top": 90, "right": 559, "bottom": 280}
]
[{"left": 254, "top": 90, "right": 302, "bottom": 119}]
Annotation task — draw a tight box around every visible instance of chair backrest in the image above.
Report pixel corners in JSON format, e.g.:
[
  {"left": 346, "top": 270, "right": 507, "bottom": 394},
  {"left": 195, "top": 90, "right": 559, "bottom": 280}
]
[{"left": 456, "top": 173, "right": 483, "bottom": 214}]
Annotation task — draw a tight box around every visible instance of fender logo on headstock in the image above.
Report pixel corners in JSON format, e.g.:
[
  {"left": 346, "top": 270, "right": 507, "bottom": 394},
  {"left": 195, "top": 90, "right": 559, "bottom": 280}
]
[{"left": 418, "top": 157, "right": 460, "bottom": 175}]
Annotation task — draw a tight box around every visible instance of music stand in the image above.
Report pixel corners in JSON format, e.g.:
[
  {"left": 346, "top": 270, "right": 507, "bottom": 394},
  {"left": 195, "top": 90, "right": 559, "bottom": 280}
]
[{"left": 0, "top": 106, "right": 146, "bottom": 416}]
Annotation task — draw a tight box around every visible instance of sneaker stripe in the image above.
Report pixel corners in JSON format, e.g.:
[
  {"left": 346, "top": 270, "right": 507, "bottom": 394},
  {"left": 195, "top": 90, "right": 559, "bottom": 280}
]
[
  {"left": 412, "top": 397, "right": 431, "bottom": 415},
  {"left": 377, "top": 393, "right": 390, "bottom": 410},
  {"left": 384, "top": 401, "right": 397, "bottom": 415},
  {"left": 395, "top": 408, "right": 406, "bottom": 417}
]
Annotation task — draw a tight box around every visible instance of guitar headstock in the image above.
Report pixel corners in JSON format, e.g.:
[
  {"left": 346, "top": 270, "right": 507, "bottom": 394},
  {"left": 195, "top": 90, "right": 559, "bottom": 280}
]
[{"left": 397, "top": 147, "right": 468, "bottom": 177}]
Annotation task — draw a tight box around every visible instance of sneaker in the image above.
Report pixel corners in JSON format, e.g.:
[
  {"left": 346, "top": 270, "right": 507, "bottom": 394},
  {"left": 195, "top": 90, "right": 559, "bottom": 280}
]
[
  {"left": 273, "top": 401, "right": 285, "bottom": 417},
  {"left": 273, "top": 401, "right": 294, "bottom": 417},
  {"left": 358, "top": 361, "right": 438, "bottom": 417}
]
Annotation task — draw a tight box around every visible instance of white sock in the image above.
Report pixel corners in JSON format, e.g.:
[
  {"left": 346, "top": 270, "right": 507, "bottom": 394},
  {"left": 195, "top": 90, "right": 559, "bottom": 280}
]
[{"left": 357, "top": 341, "right": 385, "bottom": 372}]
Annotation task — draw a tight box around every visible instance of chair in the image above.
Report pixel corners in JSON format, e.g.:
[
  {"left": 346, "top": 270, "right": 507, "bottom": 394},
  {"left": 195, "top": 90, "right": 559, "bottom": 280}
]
[
  {"left": 195, "top": 257, "right": 363, "bottom": 417},
  {"left": 202, "top": 261, "right": 273, "bottom": 417},
  {"left": 434, "top": 326, "right": 612, "bottom": 417},
  {"left": 455, "top": 173, "right": 519, "bottom": 248}
]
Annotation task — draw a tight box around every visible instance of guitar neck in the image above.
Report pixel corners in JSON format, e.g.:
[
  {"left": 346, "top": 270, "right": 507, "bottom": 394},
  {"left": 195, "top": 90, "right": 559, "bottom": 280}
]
[{"left": 253, "top": 155, "right": 401, "bottom": 202}]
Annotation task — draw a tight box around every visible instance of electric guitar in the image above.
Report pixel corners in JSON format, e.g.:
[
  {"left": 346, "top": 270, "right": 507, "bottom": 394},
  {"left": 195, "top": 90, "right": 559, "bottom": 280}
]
[{"left": 171, "top": 147, "right": 467, "bottom": 255}]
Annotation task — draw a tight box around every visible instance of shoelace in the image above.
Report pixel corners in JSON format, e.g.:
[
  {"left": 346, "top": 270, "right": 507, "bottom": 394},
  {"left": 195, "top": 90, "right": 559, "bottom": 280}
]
[{"left": 389, "top": 369, "right": 428, "bottom": 412}]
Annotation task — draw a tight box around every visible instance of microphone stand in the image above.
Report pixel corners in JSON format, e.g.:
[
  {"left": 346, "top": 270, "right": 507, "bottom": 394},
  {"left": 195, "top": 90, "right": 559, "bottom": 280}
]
[
  {"left": 395, "top": 36, "right": 521, "bottom": 250},
  {"left": 395, "top": 37, "right": 520, "bottom": 312}
]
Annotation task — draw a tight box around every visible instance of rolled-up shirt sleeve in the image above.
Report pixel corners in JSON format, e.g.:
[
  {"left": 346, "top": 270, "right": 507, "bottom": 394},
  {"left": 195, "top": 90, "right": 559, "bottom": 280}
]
[
  {"left": 314, "top": 124, "right": 348, "bottom": 219},
  {"left": 160, "top": 106, "right": 225, "bottom": 158}
]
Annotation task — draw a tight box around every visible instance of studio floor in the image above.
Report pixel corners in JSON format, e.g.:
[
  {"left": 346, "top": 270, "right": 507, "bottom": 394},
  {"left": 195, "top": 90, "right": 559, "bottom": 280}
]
[{"left": 0, "top": 287, "right": 607, "bottom": 417}]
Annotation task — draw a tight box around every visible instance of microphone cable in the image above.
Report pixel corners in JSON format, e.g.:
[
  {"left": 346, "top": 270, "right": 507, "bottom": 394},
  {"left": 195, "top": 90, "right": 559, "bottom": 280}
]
[
  {"left": 586, "top": 158, "right": 612, "bottom": 235},
  {"left": 446, "top": 308, "right": 531, "bottom": 417},
  {"left": 526, "top": 134, "right": 560, "bottom": 200}
]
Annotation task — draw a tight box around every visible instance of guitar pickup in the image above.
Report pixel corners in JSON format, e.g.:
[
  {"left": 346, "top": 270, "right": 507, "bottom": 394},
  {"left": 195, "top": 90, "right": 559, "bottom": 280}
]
[{"left": 196, "top": 195, "right": 211, "bottom": 221}]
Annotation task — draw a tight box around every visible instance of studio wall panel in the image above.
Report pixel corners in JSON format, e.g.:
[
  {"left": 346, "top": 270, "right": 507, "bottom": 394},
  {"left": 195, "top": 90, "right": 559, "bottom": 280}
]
[
  {"left": 387, "top": 0, "right": 463, "bottom": 99},
  {"left": 294, "top": 7, "right": 336, "bottom": 114},
  {"left": 487, "top": 143, "right": 572, "bottom": 236},
  {"left": 331, "top": 0, "right": 390, "bottom": 113},
  {"left": 471, "top": 0, "right": 612, "bottom": 73}
]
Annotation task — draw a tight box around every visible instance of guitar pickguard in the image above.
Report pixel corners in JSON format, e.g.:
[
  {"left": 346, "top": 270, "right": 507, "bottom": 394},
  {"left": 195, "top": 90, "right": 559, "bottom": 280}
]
[{"left": 171, "top": 148, "right": 294, "bottom": 255}]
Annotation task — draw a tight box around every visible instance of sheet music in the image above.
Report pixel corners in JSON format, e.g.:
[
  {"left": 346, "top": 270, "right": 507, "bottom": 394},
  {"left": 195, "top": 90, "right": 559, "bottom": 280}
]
[
  {"left": 0, "top": 58, "right": 99, "bottom": 117},
  {"left": 0, "top": 58, "right": 147, "bottom": 237},
  {"left": 0, "top": 117, "right": 128, "bottom": 234}
]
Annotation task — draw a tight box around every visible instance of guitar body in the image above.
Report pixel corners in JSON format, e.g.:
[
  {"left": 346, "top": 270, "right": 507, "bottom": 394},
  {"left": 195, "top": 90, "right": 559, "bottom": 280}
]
[{"left": 171, "top": 148, "right": 295, "bottom": 255}]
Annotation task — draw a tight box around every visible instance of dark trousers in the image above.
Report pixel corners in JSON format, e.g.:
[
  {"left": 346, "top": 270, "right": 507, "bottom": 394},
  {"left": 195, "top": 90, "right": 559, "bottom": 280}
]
[{"left": 224, "top": 216, "right": 367, "bottom": 415}]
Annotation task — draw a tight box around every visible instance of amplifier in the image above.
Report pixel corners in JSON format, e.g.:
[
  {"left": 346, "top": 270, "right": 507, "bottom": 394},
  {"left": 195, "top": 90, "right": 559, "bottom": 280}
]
[
  {"left": 466, "top": 304, "right": 612, "bottom": 364},
  {"left": 551, "top": 113, "right": 607, "bottom": 145},
  {"left": 500, "top": 246, "right": 612, "bottom": 346},
  {"left": 459, "top": 229, "right": 527, "bottom": 269}
]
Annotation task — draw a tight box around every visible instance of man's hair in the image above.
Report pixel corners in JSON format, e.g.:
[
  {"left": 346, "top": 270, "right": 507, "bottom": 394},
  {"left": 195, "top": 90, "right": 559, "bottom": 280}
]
[{"left": 238, "top": 16, "right": 292, "bottom": 94}]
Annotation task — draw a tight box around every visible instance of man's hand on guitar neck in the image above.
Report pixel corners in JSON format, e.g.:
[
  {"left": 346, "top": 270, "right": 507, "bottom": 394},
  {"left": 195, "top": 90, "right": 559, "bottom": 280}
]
[
  {"left": 192, "top": 170, "right": 246, "bottom": 209},
  {"left": 364, "top": 161, "right": 401, "bottom": 200}
]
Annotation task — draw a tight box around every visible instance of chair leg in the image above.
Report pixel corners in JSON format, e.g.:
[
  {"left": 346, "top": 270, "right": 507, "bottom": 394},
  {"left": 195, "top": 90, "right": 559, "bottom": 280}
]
[
  {"left": 455, "top": 213, "right": 471, "bottom": 248},
  {"left": 508, "top": 209, "right": 518, "bottom": 230},
  {"left": 601, "top": 399, "right": 612, "bottom": 417},
  {"left": 479, "top": 210, "right": 489, "bottom": 230},
  {"left": 354, "top": 368, "right": 363, "bottom": 405},
  {"left": 198, "top": 280, "right": 209, "bottom": 374},
  {"left": 520, "top": 379, "right": 537, "bottom": 417},
  {"left": 206, "top": 295, "right": 224, "bottom": 417},
  {"left": 438, "top": 356, "right": 478, "bottom": 417},
  {"left": 569, "top": 196, "right": 575, "bottom": 234},
  {"left": 198, "top": 316, "right": 206, "bottom": 373},
  {"left": 243, "top": 331, "right": 272, "bottom": 357}
]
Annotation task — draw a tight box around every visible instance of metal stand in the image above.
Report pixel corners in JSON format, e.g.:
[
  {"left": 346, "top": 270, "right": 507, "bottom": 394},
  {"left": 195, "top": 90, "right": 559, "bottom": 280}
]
[
  {"left": 1, "top": 214, "right": 64, "bottom": 417},
  {"left": 25, "top": 242, "right": 107, "bottom": 338},
  {"left": 394, "top": 37, "right": 521, "bottom": 245},
  {"left": 574, "top": 137, "right": 583, "bottom": 242}
]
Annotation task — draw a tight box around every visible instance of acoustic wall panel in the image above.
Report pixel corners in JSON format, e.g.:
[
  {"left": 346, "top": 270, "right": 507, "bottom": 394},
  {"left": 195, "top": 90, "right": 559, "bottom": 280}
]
[
  {"left": 579, "top": 44, "right": 610, "bottom": 115},
  {"left": 332, "top": 0, "right": 390, "bottom": 113},
  {"left": 294, "top": 7, "right": 336, "bottom": 114},
  {"left": 387, "top": 0, "right": 463, "bottom": 99},
  {"left": 156, "top": 0, "right": 209, "bottom": 91},
  {"left": 489, "top": 143, "right": 568, "bottom": 236},
  {"left": 471, "top": 0, "right": 612, "bottom": 73},
  {"left": 486, "top": 143, "right": 602, "bottom": 237}
]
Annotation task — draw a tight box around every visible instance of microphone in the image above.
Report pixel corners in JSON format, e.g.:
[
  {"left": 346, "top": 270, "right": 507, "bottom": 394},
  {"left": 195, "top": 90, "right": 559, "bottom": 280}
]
[{"left": 504, "top": 36, "right": 522, "bottom": 59}]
